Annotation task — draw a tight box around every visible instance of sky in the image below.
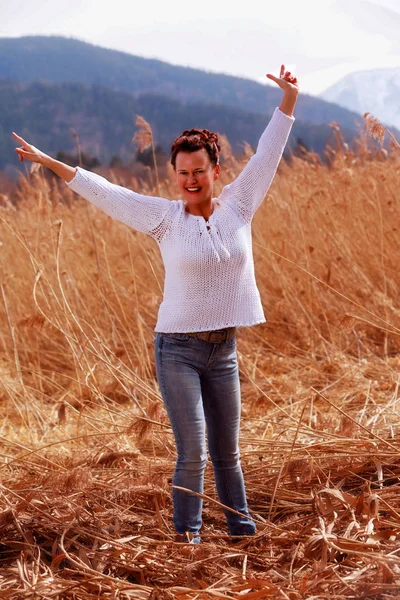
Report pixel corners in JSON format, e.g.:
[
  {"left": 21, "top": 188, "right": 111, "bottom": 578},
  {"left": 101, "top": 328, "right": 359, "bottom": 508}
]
[{"left": 2, "top": 0, "right": 400, "bottom": 96}]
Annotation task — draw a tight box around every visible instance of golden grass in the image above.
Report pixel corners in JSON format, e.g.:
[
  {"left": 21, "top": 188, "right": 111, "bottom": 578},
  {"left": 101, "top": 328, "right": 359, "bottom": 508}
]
[{"left": 0, "top": 120, "right": 399, "bottom": 598}]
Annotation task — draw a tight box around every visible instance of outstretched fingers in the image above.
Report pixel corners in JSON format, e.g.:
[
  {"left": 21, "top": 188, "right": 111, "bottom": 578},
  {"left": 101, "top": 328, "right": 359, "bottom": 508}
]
[{"left": 12, "top": 132, "right": 30, "bottom": 146}]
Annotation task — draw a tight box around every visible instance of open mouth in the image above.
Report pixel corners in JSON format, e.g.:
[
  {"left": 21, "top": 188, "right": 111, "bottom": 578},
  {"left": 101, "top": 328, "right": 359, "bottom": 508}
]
[{"left": 186, "top": 187, "right": 201, "bottom": 194}]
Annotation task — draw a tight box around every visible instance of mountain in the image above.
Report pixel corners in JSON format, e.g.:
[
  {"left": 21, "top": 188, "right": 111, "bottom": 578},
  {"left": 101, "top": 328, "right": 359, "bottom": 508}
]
[
  {"left": 0, "top": 35, "right": 373, "bottom": 130},
  {"left": 1, "top": 36, "right": 397, "bottom": 172},
  {"left": 319, "top": 67, "right": 400, "bottom": 130},
  {"left": 1, "top": 80, "right": 352, "bottom": 172}
]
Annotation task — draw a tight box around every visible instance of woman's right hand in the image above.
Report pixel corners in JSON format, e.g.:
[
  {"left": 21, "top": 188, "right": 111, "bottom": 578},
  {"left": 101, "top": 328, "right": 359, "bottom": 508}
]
[{"left": 12, "top": 132, "right": 49, "bottom": 165}]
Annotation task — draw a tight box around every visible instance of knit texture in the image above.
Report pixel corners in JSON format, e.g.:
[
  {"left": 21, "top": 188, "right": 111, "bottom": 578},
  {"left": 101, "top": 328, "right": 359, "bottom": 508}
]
[{"left": 65, "top": 107, "right": 295, "bottom": 332}]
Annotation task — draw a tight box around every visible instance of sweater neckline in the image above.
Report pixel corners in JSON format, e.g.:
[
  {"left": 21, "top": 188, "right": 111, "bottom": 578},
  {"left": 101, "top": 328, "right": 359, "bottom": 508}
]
[{"left": 183, "top": 198, "right": 218, "bottom": 222}]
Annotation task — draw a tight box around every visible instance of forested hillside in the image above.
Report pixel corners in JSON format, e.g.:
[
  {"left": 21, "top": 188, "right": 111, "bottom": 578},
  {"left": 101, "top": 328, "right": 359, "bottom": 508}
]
[
  {"left": 1, "top": 35, "right": 396, "bottom": 172},
  {"left": 0, "top": 35, "right": 362, "bottom": 127},
  {"left": 1, "top": 79, "right": 369, "bottom": 171}
]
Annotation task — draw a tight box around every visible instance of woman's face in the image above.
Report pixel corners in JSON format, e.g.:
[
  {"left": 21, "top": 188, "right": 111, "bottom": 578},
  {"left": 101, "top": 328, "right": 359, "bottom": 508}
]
[{"left": 175, "top": 149, "right": 220, "bottom": 207}]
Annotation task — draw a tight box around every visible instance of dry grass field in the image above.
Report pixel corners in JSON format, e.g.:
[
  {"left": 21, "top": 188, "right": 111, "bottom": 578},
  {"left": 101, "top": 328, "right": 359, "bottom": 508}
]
[{"left": 0, "top": 120, "right": 399, "bottom": 599}]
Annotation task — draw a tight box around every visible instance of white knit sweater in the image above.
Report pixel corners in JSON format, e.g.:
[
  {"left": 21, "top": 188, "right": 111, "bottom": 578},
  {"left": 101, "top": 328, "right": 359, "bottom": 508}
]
[{"left": 66, "top": 107, "right": 295, "bottom": 333}]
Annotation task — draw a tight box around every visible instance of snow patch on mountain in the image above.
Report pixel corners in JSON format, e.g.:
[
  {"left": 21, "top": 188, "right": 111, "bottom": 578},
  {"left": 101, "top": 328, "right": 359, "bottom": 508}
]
[{"left": 319, "top": 67, "right": 400, "bottom": 130}]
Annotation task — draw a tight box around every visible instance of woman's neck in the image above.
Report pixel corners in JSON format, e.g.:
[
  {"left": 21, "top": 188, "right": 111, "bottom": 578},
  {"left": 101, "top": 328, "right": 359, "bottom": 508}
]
[{"left": 184, "top": 198, "right": 215, "bottom": 219}]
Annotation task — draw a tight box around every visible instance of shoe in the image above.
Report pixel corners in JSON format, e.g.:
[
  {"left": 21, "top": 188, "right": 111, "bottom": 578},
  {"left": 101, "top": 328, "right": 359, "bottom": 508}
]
[
  {"left": 175, "top": 531, "right": 201, "bottom": 544},
  {"left": 230, "top": 529, "right": 257, "bottom": 544}
]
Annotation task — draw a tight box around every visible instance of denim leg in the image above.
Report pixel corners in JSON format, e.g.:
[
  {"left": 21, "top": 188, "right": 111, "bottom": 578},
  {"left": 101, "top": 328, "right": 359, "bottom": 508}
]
[
  {"left": 201, "top": 337, "right": 256, "bottom": 536},
  {"left": 154, "top": 333, "right": 207, "bottom": 535}
]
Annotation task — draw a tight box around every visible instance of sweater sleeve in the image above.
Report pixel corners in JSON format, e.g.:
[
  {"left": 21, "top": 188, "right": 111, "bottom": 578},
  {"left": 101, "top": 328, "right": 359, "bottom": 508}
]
[
  {"left": 65, "top": 167, "right": 173, "bottom": 239},
  {"left": 218, "top": 107, "right": 295, "bottom": 224}
]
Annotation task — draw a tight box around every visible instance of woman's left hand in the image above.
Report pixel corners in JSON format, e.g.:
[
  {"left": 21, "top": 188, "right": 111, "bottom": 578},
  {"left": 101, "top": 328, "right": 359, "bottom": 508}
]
[{"left": 266, "top": 64, "right": 299, "bottom": 94}]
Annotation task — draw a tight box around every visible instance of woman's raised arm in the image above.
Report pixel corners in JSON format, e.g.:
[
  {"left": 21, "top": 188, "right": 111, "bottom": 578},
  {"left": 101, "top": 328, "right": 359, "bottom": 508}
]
[
  {"left": 13, "top": 132, "right": 77, "bottom": 182},
  {"left": 218, "top": 65, "right": 299, "bottom": 224},
  {"left": 12, "top": 132, "right": 175, "bottom": 240}
]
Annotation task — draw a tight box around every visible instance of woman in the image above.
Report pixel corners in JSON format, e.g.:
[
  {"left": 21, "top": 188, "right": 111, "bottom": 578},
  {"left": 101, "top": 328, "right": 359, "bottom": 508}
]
[{"left": 13, "top": 64, "right": 299, "bottom": 544}]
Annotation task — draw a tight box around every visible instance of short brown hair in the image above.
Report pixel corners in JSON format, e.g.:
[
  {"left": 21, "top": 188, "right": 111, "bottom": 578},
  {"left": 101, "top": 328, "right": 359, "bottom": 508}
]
[{"left": 171, "top": 128, "right": 221, "bottom": 169}]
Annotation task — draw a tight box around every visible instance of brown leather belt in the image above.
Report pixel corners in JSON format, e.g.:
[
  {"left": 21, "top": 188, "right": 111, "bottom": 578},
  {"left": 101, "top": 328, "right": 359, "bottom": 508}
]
[{"left": 185, "top": 327, "right": 236, "bottom": 343}]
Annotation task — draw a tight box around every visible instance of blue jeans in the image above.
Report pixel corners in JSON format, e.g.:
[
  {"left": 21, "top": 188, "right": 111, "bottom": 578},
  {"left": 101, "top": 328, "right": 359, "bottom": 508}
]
[{"left": 154, "top": 331, "right": 256, "bottom": 537}]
